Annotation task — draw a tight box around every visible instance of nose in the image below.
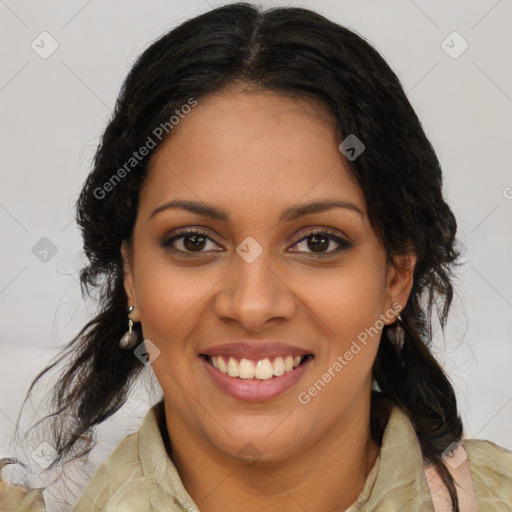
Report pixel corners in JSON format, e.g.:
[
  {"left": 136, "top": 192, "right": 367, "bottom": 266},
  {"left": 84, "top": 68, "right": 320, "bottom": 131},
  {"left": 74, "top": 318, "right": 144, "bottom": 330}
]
[{"left": 213, "top": 249, "right": 298, "bottom": 331}]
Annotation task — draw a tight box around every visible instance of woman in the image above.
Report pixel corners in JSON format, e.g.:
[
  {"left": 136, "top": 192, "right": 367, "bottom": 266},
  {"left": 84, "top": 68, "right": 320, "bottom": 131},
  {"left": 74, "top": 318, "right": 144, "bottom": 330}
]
[{"left": 1, "top": 3, "right": 510, "bottom": 511}]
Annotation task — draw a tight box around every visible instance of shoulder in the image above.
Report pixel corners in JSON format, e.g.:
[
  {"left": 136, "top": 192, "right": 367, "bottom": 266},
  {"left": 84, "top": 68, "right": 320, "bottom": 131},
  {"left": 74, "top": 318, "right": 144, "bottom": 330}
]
[
  {"left": 73, "top": 431, "right": 150, "bottom": 512},
  {"left": 73, "top": 402, "right": 188, "bottom": 512},
  {"left": 463, "top": 438, "right": 512, "bottom": 509},
  {"left": 464, "top": 437, "right": 512, "bottom": 476}
]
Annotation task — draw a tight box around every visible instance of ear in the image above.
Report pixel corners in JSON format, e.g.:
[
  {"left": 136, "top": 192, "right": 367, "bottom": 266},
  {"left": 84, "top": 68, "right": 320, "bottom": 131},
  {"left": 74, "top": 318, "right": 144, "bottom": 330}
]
[
  {"left": 383, "top": 250, "right": 417, "bottom": 325},
  {"left": 121, "top": 241, "right": 140, "bottom": 322}
]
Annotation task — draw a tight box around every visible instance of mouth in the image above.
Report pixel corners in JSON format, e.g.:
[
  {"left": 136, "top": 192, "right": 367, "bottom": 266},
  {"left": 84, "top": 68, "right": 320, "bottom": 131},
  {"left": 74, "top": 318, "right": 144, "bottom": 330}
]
[
  {"left": 199, "top": 354, "right": 314, "bottom": 380},
  {"left": 199, "top": 353, "right": 315, "bottom": 402}
]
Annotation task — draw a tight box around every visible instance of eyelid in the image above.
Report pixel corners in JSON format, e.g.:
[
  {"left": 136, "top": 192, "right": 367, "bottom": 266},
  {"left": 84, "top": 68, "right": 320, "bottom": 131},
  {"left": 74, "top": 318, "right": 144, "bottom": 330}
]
[
  {"left": 161, "top": 226, "right": 352, "bottom": 256},
  {"left": 294, "top": 226, "right": 351, "bottom": 243},
  {"left": 161, "top": 227, "right": 223, "bottom": 253},
  {"left": 290, "top": 228, "right": 352, "bottom": 254}
]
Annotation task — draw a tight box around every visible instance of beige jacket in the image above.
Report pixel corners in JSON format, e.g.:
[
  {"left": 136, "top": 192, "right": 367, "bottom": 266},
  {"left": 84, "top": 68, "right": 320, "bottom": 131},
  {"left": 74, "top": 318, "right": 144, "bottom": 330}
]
[{"left": 2, "top": 401, "right": 511, "bottom": 511}]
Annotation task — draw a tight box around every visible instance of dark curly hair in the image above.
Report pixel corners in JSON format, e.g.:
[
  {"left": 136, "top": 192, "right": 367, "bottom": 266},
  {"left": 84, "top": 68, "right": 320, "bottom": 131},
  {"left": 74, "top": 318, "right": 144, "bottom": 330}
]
[{"left": 19, "top": 3, "right": 464, "bottom": 510}]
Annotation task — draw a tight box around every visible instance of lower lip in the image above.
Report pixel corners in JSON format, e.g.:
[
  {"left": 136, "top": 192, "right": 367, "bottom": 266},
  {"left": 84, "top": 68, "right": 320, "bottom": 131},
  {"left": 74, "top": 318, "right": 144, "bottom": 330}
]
[{"left": 201, "top": 356, "right": 313, "bottom": 402}]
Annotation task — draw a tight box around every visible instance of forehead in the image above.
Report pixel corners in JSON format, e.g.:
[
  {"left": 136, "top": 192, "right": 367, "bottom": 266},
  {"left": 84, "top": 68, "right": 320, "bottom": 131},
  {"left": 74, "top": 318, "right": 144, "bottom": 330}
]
[{"left": 140, "top": 90, "right": 366, "bottom": 219}]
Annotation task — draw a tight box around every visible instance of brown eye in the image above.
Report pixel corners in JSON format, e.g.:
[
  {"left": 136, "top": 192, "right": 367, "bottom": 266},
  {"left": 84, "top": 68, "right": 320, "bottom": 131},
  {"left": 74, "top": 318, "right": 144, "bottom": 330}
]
[
  {"left": 161, "top": 228, "right": 352, "bottom": 258},
  {"left": 291, "top": 230, "right": 352, "bottom": 256},
  {"left": 161, "top": 229, "right": 221, "bottom": 255},
  {"left": 182, "top": 233, "right": 207, "bottom": 252}
]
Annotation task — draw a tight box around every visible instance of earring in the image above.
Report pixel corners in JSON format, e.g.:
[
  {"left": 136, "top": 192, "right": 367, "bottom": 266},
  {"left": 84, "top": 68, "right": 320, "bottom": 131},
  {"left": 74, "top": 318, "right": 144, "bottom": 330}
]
[
  {"left": 393, "top": 303, "right": 403, "bottom": 324},
  {"left": 388, "top": 303, "right": 405, "bottom": 350},
  {"left": 119, "top": 305, "right": 139, "bottom": 349}
]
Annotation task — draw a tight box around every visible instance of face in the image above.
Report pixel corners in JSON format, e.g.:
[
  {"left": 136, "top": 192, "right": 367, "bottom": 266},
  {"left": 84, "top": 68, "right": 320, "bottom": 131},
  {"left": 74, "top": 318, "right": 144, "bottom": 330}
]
[{"left": 122, "top": 88, "right": 415, "bottom": 464}]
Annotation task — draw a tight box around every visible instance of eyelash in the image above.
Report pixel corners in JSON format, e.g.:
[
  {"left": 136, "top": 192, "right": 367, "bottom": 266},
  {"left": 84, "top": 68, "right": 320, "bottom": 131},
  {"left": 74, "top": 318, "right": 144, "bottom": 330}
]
[{"left": 161, "top": 227, "right": 352, "bottom": 258}]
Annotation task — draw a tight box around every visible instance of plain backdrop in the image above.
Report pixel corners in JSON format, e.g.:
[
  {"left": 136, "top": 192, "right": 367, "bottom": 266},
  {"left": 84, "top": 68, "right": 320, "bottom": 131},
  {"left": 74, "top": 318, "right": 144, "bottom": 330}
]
[{"left": 1, "top": 0, "right": 511, "bottom": 506}]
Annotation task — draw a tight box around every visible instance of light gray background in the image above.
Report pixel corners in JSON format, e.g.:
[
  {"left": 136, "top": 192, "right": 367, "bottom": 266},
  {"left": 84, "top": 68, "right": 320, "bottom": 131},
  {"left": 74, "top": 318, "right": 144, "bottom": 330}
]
[{"left": 1, "top": 0, "right": 511, "bottom": 506}]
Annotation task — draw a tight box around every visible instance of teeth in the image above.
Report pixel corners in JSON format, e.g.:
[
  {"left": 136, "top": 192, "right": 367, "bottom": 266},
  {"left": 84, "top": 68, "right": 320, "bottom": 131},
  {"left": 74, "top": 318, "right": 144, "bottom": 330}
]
[
  {"left": 227, "top": 357, "right": 239, "bottom": 377},
  {"left": 239, "top": 358, "right": 255, "bottom": 379},
  {"left": 254, "top": 359, "right": 274, "bottom": 379},
  {"left": 218, "top": 356, "right": 228, "bottom": 374},
  {"left": 211, "top": 355, "right": 307, "bottom": 380},
  {"left": 272, "top": 357, "right": 285, "bottom": 376}
]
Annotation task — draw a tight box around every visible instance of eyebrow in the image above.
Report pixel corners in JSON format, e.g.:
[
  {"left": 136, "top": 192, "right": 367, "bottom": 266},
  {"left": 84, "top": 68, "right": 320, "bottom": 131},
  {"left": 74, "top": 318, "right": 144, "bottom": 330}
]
[{"left": 148, "top": 198, "right": 364, "bottom": 223}]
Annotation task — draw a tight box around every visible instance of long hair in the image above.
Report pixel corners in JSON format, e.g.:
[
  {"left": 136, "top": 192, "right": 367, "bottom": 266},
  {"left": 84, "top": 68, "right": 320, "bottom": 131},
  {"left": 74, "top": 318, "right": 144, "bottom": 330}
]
[{"left": 19, "top": 3, "right": 463, "bottom": 510}]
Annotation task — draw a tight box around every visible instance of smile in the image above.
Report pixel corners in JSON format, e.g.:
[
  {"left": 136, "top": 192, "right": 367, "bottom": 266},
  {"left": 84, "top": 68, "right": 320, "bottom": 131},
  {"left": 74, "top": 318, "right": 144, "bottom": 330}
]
[
  {"left": 199, "top": 354, "right": 314, "bottom": 401},
  {"left": 204, "top": 354, "right": 312, "bottom": 379}
]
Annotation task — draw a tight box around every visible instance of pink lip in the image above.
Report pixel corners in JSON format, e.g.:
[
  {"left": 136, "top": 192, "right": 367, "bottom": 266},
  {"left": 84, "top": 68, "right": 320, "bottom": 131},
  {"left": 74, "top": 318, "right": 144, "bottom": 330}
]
[
  {"left": 200, "top": 340, "right": 312, "bottom": 360},
  {"left": 201, "top": 355, "right": 314, "bottom": 402}
]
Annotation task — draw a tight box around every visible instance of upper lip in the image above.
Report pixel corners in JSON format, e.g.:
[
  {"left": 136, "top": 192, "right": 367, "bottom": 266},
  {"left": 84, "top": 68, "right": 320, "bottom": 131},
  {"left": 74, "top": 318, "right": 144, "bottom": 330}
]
[{"left": 199, "top": 340, "right": 313, "bottom": 360}]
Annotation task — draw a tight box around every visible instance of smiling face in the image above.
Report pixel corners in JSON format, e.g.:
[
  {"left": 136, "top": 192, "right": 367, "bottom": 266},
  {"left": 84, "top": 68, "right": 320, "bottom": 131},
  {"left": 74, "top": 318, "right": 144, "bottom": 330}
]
[{"left": 121, "top": 87, "right": 415, "bottom": 466}]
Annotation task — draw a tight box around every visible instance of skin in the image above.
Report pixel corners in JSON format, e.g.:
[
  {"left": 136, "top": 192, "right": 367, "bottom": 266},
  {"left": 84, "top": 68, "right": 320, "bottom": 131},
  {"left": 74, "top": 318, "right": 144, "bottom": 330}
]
[{"left": 121, "top": 87, "right": 416, "bottom": 512}]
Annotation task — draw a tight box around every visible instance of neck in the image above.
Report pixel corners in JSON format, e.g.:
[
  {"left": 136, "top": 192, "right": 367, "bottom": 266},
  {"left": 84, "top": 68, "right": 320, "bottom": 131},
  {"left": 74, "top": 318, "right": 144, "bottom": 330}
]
[{"left": 163, "top": 393, "right": 380, "bottom": 512}]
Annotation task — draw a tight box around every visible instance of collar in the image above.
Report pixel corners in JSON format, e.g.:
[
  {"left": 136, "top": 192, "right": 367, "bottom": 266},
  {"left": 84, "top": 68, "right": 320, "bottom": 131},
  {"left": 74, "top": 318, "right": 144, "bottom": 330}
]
[
  {"left": 347, "top": 405, "right": 434, "bottom": 511},
  {"left": 138, "top": 400, "right": 200, "bottom": 512},
  {"left": 138, "top": 400, "right": 433, "bottom": 512}
]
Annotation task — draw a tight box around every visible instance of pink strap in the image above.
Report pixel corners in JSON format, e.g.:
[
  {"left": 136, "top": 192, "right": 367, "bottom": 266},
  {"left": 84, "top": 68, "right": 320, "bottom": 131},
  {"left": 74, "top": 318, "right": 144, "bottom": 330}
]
[{"left": 424, "top": 442, "right": 478, "bottom": 512}]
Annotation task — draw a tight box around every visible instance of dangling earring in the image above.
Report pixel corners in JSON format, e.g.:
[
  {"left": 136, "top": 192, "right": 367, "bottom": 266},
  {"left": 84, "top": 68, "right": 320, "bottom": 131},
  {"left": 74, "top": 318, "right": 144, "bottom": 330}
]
[
  {"left": 119, "top": 305, "right": 139, "bottom": 349},
  {"left": 388, "top": 303, "right": 405, "bottom": 350}
]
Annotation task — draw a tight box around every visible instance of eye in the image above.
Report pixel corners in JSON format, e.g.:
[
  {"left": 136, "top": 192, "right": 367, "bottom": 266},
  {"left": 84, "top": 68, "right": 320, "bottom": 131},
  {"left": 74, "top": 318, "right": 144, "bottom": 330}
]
[
  {"left": 161, "top": 228, "right": 352, "bottom": 258},
  {"left": 161, "top": 228, "right": 222, "bottom": 256},
  {"left": 290, "top": 229, "right": 352, "bottom": 257}
]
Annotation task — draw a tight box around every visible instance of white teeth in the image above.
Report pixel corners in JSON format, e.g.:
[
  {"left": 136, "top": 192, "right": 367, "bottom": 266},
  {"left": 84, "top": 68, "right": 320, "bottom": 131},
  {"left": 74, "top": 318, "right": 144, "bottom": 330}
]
[
  {"left": 254, "top": 359, "right": 273, "bottom": 380},
  {"left": 272, "top": 356, "right": 285, "bottom": 376},
  {"left": 210, "top": 354, "right": 307, "bottom": 380},
  {"left": 218, "top": 356, "right": 228, "bottom": 374},
  {"left": 238, "top": 358, "right": 255, "bottom": 379},
  {"left": 227, "top": 357, "right": 239, "bottom": 377}
]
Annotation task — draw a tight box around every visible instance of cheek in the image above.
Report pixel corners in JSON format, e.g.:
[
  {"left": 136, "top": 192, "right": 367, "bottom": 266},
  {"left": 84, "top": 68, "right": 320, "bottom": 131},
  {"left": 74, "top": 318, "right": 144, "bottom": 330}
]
[
  {"left": 305, "top": 255, "right": 387, "bottom": 337},
  {"left": 302, "top": 250, "right": 386, "bottom": 383},
  {"left": 133, "top": 254, "right": 211, "bottom": 346}
]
